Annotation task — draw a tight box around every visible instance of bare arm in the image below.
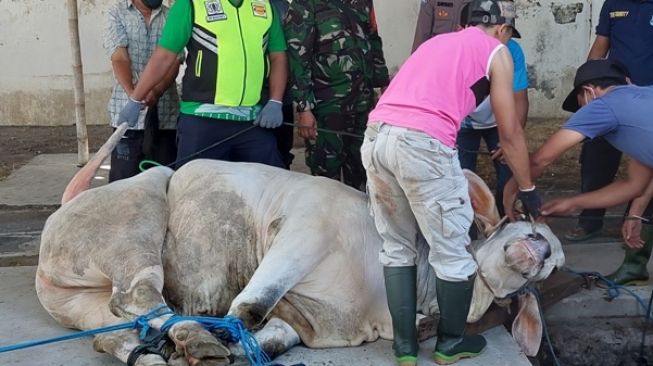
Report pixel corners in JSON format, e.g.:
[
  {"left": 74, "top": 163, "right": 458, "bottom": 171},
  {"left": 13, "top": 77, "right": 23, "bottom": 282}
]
[
  {"left": 130, "top": 47, "right": 179, "bottom": 101},
  {"left": 151, "top": 58, "right": 180, "bottom": 97},
  {"left": 515, "top": 90, "right": 529, "bottom": 127},
  {"left": 622, "top": 176, "right": 653, "bottom": 248},
  {"left": 110, "top": 47, "right": 135, "bottom": 95},
  {"left": 503, "top": 129, "right": 585, "bottom": 220},
  {"left": 268, "top": 51, "right": 288, "bottom": 102},
  {"left": 587, "top": 35, "right": 610, "bottom": 60},
  {"left": 490, "top": 47, "right": 532, "bottom": 190},
  {"left": 542, "top": 159, "right": 653, "bottom": 215},
  {"left": 628, "top": 176, "right": 653, "bottom": 217}
]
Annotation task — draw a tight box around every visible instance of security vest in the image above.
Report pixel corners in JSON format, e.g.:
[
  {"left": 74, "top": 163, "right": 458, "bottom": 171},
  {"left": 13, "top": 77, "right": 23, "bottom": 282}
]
[{"left": 182, "top": 0, "right": 273, "bottom": 107}]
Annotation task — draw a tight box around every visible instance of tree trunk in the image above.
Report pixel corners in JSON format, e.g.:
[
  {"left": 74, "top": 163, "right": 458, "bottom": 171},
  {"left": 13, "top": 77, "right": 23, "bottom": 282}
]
[{"left": 66, "top": 0, "right": 89, "bottom": 166}]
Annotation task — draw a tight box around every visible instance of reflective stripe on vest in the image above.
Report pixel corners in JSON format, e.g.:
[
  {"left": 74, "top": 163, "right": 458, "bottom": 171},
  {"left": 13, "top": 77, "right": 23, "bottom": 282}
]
[{"left": 183, "top": 0, "right": 273, "bottom": 107}]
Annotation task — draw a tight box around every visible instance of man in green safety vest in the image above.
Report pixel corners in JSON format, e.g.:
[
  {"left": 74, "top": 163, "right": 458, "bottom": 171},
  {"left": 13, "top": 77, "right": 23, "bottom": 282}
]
[{"left": 119, "top": 0, "right": 288, "bottom": 168}]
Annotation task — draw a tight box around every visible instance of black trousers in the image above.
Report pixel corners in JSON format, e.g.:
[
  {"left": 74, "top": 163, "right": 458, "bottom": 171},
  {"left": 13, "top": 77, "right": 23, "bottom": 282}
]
[
  {"left": 175, "top": 113, "right": 284, "bottom": 169},
  {"left": 578, "top": 137, "right": 622, "bottom": 232},
  {"left": 109, "top": 107, "right": 177, "bottom": 182},
  {"left": 272, "top": 104, "right": 295, "bottom": 169}
]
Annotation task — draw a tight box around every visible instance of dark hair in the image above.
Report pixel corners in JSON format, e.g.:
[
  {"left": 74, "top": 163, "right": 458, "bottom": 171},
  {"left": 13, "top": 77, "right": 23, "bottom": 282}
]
[{"left": 582, "top": 77, "right": 628, "bottom": 89}]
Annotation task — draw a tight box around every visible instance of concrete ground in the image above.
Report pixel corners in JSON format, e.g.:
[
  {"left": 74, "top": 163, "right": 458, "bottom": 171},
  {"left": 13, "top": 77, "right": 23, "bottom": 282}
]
[{"left": 0, "top": 153, "right": 650, "bottom": 365}]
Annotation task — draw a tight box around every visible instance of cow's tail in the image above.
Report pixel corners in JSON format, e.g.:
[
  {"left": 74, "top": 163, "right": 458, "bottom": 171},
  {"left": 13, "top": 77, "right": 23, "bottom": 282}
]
[{"left": 61, "top": 123, "right": 129, "bottom": 205}]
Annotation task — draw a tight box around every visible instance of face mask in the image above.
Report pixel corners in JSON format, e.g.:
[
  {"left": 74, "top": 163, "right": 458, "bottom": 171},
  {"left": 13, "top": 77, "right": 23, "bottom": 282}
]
[{"left": 142, "top": 0, "right": 163, "bottom": 9}]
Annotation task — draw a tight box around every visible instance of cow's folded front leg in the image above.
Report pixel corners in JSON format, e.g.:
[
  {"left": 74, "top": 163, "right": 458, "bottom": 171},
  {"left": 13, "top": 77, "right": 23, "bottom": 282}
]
[{"left": 227, "top": 221, "right": 329, "bottom": 329}]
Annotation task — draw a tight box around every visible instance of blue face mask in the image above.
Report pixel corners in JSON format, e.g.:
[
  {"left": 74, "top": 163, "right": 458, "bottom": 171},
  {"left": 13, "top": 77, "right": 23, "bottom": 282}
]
[{"left": 142, "top": 0, "right": 163, "bottom": 9}]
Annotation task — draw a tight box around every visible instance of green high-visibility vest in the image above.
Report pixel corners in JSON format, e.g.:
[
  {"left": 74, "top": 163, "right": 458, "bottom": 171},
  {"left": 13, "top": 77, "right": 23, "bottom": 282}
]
[{"left": 182, "top": 0, "right": 273, "bottom": 107}]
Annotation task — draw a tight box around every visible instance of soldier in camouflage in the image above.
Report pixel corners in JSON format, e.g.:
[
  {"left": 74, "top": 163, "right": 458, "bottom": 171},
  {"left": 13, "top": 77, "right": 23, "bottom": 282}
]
[{"left": 284, "top": 0, "right": 389, "bottom": 190}]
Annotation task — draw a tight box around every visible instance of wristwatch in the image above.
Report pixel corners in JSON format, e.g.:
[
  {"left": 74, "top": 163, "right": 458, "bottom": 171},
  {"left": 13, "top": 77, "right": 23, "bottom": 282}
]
[{"left": 295, "top": 100, "right": 314, "bottom": 113}]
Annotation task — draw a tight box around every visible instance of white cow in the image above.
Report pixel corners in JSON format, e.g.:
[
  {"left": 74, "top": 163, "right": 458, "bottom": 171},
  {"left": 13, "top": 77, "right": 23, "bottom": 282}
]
[{"left": 36, "top": 126, "right": 564, "bottom": 365}]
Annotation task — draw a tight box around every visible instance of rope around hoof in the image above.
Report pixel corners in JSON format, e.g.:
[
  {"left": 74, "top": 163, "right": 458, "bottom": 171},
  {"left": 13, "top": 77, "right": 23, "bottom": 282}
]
[{"left": 0, "top": 305, "right": 271, "bottom": 366}]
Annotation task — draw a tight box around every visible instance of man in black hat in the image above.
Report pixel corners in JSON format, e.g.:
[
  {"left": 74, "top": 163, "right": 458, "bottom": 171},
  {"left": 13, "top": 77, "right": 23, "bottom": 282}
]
[
  {"left": 503, "top": 59, "right": 653, "bottom": 270},
  {"left": 567, "top": 0, "right": 653, "bottom": 242}
]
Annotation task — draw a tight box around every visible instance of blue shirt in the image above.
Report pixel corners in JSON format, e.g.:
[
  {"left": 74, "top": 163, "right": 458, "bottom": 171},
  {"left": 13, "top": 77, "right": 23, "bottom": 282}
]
[
  {"left": 564, "top": 85, "right": 653, "bottom": 168},
  {"left": 462, "top": 39, "right": 528, "bottom": 129},
  {"left": 596, "top": 0, "right": 653, "bottom": 86}
]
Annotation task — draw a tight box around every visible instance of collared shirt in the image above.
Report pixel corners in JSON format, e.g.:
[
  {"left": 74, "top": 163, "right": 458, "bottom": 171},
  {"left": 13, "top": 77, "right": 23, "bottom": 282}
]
[
  {"left": 103, "top": 0, "right": 180, "bottom": 130},
  {"left": 412, "top": 0, "right": 470, "bottom": 52},
  {"left": 564, "top": 85, "right": 653, "bottom": 168},
  {"left": 596, "top": 0, "right": 653, "bottom": 86}
]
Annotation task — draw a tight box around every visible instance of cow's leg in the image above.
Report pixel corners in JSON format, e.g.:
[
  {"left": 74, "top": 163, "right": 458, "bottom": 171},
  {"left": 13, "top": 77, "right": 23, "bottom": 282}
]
[
  {"left": 108, "top": 267, "right": 230, "bottom": 365},
  {"left": 36, "top": 274, "right": 168, "bottom": 365},
  {"left": 227, "top": 221, "right": 328, "bottom": 329},
  {"left": 229, "top": 317, "right": 301, "bottom": 361}
]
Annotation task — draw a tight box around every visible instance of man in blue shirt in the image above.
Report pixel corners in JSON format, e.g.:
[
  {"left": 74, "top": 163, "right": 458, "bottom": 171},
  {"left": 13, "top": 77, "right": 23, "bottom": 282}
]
[
  {"left": 504, "top": 59, "right": 653, "bottom": 286},
  {"left": 568, "top": 0, "right": 653, "bottom": 241}
]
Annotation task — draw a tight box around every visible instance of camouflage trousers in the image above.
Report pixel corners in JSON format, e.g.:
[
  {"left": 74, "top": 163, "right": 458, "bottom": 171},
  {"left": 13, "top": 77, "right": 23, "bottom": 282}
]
[{"left": 305, "top": 109, "right": 369, "bottom": 191}]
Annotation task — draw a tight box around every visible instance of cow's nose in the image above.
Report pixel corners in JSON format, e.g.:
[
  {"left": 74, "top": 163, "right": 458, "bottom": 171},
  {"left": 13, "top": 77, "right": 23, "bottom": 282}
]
[{"left": 544, "top": 243, "right": 552, "bottom": 259}]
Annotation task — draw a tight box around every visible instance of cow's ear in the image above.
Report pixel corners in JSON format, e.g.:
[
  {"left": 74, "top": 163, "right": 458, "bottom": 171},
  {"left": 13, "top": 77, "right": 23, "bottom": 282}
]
[
  {"left": 463, "top": 169, "right": 501, "bottom": 236},
  {"left": 511, "top": 292, "right": 542, "bottom": 357}
]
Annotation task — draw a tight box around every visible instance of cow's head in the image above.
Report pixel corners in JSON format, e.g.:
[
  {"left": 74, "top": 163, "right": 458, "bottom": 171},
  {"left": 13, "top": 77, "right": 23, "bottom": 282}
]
[{"left": 464, "top": 170, "right": 565, "bottom": 356}]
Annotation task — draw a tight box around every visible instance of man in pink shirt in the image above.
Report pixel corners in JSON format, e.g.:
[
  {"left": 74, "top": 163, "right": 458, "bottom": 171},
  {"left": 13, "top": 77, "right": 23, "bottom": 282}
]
[{"left": 360, "top": 1, "right": 539, "bottom": 364}]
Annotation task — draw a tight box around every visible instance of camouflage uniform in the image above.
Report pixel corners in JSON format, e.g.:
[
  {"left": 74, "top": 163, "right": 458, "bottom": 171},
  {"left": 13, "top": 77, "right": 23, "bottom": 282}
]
[{"left": 284, "top": 0, "right": 389, "bottom": 190}]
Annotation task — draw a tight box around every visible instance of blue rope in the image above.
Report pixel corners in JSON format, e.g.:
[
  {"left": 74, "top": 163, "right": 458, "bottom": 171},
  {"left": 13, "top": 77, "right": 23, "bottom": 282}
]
[
  {"left": 562, "top": 267, "right": 651, "bottom": 313},
  {"left": 0, "top": 305, "right": 269, "bottom": 366},
  {"left": 0, "top": 304, "right": 173, "bottom": 354},
  {"left": 161, "top": 315, "right": 270, "bottom": 366}
]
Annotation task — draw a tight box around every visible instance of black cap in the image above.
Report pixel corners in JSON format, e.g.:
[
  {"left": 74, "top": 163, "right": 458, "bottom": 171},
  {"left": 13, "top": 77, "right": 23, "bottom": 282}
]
[
  {"left": 562, "top": 59, "right": 630, "bottom": 112},
  {"left": 468, "top": 0, "right": 521, "bottom": 38}
]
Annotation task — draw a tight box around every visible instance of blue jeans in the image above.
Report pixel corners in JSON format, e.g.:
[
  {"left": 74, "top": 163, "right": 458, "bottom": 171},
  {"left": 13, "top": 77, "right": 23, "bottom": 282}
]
[{"left": 456, "top": 127, "right": 512, "bottom": 216}]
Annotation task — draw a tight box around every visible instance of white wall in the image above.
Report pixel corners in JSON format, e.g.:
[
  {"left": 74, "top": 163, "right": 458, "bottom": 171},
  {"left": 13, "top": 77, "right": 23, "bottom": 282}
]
[
  {"left": 0, "top": 0, "right": 600, "bottom": 126},
  {"left": 0, "top": 0, "right": 115, "bottom": 126}
]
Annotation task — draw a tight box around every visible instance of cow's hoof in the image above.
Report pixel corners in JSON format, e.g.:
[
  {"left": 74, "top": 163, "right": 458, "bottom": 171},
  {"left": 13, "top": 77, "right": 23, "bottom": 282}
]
[
  {"left": 231, "top": 302, "right": 266, "bottom": 329},
  {"left": 134, "top": 354, "right": 167, "bottom": 366},
  {"left": 194, "top": 359, "right": 231, "bottom": 366},
  {"left": 167, "top": 352, "right": 189, "bottom": 366},
  {"left": 185, "top": 332, "right": 230, "bottom": 359},
  {"left": 169, "top": 322, "right": 231, "bottom": 365}
]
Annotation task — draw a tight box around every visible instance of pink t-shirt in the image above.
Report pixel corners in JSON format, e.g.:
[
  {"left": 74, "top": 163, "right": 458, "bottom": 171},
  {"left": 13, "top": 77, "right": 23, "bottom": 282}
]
[{"left": 368, "top": 27, "right": 504, "bottom": 148}]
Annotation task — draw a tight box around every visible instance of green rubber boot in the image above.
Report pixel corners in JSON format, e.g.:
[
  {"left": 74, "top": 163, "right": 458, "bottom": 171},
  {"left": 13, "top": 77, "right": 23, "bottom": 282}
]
[
  {"left": 384, "top": 266, "right": 419, "bottom": 366},
  {"left": 433, "top": 275, "right": 486, "bottom": 365},
  {"left": 604, "top": 225, "right": 653, "bottom": 286}
]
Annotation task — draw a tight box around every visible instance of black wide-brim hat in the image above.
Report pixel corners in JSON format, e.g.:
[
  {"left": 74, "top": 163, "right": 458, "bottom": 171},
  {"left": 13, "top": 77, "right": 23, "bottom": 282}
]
[{"left": 562, "top": 59, "right": 630, "bottom": 112}]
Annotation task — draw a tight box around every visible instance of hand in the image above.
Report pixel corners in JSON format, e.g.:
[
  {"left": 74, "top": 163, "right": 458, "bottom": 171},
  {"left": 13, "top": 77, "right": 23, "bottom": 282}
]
[
  {"left": 118, "top": 97, "right": 145, "bottom": 128},
  {"left": 517, "top": 187, "right": 542, "bottom": 220},
  {"left": 144, "top": 90, "right": 160, "bottom": 107},
  {"left": 503, "top": 178, "right": 520, "bottom": 221},
  {"left": 622, "top": 218, "right": 644, "bottom": 249},
  {"left": 298, "top": 111, "right": 318, "bottom": 140},
  {"left": 490, "top": 147, "right": 505, "bottom": 164},
  {"left": 254, "top": 100, "right": 283, "bottom": 128},
  {"left": 540, "top": 197, "right": 578, "bottom": 217}
]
